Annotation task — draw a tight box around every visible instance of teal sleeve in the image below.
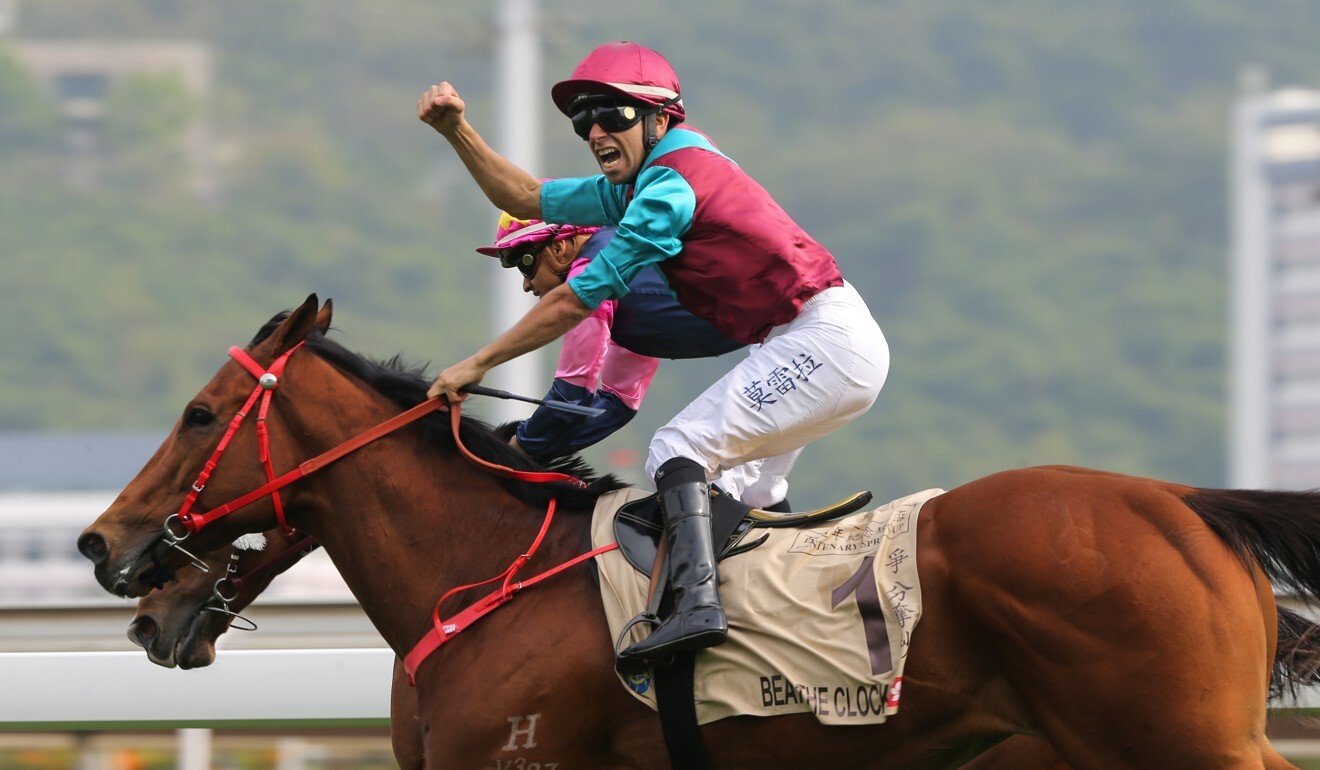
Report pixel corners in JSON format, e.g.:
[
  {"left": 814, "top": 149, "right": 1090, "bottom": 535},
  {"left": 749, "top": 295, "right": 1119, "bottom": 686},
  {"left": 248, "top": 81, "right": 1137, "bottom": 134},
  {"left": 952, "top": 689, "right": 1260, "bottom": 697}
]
[
  {"left": 541, "top": 176, "right": 628, "bottom": 226},
  {"left": 567, "top": 165, "right": 695, "bottom": 309}
]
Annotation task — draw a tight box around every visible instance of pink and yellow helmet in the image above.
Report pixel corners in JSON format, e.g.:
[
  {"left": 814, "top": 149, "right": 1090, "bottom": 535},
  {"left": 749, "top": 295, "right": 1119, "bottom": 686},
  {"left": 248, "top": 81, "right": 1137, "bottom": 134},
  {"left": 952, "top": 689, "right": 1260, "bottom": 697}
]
[
  {"left": 474, "top": 212, "right": 599, "bottom": 258},
  {"left": 551, "top": 41, "right": 685, "bottom": 123}
]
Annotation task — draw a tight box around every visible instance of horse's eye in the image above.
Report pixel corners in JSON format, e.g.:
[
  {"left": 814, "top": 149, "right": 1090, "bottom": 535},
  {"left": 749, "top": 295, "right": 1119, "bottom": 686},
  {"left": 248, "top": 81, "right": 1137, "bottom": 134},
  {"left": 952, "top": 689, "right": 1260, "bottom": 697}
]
[{"left": 183, "top": 406, "right": 215, "bottom": 428}]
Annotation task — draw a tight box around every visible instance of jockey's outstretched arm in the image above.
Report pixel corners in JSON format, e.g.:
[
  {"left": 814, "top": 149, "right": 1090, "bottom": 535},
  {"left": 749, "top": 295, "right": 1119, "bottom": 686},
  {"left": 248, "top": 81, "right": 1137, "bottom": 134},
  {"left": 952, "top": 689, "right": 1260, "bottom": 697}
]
[
  {"left": 418, "top": 81, "right": 542, "bottom": 220},
  {"left": 426, "top": 283, "right": 592, "bottom": 404}
]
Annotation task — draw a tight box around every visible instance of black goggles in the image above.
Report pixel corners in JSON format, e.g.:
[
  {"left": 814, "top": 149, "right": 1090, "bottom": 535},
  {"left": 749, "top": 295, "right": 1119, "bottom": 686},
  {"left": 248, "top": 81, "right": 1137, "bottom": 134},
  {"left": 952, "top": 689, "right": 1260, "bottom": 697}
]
[
  {"left": 569, "top": 102, "right": 648, "bottom": 140},
  {"left": 497, "top": 227, "right": 561, "bottom": 278}
]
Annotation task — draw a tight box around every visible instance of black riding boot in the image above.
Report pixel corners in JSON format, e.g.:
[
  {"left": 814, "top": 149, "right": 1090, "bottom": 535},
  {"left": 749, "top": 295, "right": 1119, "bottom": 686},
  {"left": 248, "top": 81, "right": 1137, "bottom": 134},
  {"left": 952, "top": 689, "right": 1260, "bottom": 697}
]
[{"left": 619, "top": 458, "right": 728, "bottom": 664}]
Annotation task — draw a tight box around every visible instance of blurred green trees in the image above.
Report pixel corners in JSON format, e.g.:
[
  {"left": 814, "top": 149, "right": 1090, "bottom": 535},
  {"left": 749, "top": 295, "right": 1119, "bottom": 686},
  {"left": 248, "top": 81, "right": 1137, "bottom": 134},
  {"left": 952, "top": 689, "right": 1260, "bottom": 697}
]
[{"left": 2, "top": 1, "right": 1315, "bottom": 498}]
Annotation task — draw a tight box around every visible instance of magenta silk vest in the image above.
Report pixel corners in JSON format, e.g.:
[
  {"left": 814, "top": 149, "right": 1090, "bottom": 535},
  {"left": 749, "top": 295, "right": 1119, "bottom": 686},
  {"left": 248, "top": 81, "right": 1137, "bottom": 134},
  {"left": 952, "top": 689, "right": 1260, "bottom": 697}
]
[{"left": 646, "top": 147, "right": 843, "bottom": 344}]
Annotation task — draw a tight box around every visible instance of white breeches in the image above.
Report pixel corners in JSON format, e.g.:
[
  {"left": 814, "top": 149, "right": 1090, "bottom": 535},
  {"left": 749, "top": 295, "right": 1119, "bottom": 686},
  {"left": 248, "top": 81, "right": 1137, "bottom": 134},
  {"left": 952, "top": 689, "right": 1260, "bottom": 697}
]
[{"left": 646, "top": 282, "right": 889, "bottom": 507}]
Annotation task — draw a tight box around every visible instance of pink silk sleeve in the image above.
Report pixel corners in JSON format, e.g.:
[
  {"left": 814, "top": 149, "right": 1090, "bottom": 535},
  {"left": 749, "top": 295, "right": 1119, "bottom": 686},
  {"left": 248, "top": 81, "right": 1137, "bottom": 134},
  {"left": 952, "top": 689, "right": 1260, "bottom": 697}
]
[
  {"left": 555, "top": 257, "right": 658, "bottom": 409},
  {"left": 598, "top": 344, "right": 659, "bottom": 410},
  {"left": 555, "top": 258, "right": 614, "bottom": 389},
  {"left": 555, "top": 305, "right": 612, "bottom": 388}
]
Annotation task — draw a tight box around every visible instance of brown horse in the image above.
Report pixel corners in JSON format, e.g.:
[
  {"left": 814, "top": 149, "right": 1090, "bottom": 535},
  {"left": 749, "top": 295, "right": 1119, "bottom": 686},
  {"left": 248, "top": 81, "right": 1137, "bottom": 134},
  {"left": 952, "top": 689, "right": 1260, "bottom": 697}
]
[
  {"left": 80, "top": 296, "right": 1320, "bottom": 768},
  {"left": 130, "top": 510, "right": 1070, "bottom": 770},
  {"left": 128, "top": 529, "right": 315, "bottom": 668},
  {"left": 128, "top": 528, "right": 426, "bottom": 768}
]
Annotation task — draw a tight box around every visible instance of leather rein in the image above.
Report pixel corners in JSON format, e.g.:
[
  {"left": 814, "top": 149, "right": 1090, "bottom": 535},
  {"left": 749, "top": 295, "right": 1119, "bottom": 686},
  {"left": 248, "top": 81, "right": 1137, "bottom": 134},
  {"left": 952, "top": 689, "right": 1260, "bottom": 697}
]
[
  {"left": 164, "top": 343, "right": 620, "bottom": 683},
  {"left": 202, "top": 532, "right": 321, "bottom": 632}
]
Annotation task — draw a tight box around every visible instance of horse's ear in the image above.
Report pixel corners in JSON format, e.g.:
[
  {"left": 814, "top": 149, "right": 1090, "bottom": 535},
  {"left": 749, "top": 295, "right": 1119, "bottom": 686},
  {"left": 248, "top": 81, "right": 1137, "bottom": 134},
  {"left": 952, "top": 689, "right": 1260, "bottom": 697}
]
[
  {"left": 267, "top": 293, "right": 320, "bottom": 354},
  {"left": 314, "top": 298, "right": 333, "bottom": 334}
]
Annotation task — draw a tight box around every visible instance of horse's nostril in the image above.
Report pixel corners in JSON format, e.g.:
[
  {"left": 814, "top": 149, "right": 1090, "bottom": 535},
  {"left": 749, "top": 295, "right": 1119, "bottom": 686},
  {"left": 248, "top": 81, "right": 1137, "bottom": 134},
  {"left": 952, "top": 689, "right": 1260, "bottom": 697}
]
[
  {"left": 77, "top": 532, "right": 108, "bottom": 564},
  {"left": 129, "top": 616, "right": 158, "bottom": 647}
]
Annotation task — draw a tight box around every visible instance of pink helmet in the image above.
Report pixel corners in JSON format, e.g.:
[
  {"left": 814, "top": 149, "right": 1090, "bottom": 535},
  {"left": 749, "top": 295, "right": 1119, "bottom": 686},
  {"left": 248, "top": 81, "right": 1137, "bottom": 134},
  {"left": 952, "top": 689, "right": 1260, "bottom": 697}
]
[
  {"left": 474, "top": 211, "right": 600, "bottom": 257},
  {"left": 551, "top": 42, "right": 685, "bottom": 123}
]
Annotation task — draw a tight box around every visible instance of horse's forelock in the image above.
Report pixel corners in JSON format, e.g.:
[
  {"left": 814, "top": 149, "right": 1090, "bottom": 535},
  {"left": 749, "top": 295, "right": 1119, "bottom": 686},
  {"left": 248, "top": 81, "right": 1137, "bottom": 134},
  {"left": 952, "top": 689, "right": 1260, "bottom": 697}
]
[{"left": 249, "top": 311, "right": 292, "bottom": 347}]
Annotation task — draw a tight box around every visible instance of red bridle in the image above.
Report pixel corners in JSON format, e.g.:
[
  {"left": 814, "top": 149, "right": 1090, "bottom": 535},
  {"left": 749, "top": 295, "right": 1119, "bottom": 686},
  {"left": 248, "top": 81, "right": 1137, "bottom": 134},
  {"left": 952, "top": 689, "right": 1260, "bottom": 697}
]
[
  {"left": 173, "top": 344, "right": 304, "bottom": 537},
  {"left": 165, "top": 342, "right": 618, "bottom": 681},
  {"left": 170, "top": 344, "right": 588, "bottom": 538}
]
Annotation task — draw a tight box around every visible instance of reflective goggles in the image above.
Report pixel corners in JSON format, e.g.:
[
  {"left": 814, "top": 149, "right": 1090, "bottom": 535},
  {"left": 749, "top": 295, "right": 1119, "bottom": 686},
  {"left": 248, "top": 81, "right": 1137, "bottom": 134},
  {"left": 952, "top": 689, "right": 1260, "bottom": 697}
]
[
  {"left": 497, "top": 226, "right": 561, "bottom": 278},
  {"left": 569, "top": 102, "right": 647, "bottom": 140}
]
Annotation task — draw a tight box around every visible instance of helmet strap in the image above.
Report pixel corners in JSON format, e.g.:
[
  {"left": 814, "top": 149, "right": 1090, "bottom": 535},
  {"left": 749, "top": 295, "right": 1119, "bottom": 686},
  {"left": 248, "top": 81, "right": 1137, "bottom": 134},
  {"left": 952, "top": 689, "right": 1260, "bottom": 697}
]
[
  {"left": 641, "top": 93, "right": 681, "bottom": 157},
  {"left": 642, "top": 113, "right": 661, "bottom": 156}
]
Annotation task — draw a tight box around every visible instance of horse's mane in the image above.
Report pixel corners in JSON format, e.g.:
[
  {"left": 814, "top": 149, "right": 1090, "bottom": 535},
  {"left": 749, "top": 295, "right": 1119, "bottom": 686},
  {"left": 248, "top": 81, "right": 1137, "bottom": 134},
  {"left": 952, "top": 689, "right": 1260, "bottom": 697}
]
[{"left": 251, "top": 312, "right": 628, "bottom": 511}]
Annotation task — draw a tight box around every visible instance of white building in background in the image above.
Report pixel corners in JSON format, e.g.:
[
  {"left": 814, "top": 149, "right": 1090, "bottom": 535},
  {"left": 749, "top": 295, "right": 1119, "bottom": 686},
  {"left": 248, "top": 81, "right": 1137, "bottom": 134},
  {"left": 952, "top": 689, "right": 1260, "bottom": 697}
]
[
  {"left": 0, "top": 492, "right": 116, "bottom": 602},
  {"left": 1232, "top": 75, "right": 1320, "bottom": 489},
  {"left": 0, "top": 434, "right": 352, "bottom": 605}
]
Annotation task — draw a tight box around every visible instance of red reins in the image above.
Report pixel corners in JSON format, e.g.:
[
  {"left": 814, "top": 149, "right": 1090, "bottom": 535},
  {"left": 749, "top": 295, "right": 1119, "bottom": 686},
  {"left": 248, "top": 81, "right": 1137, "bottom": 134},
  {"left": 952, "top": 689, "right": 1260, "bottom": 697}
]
[
  {"left": 401, "top": 497, "right": 620, "bottom": 683},
  {"left": 174, "top": 342, "right": 619, "bottom": 684},
  {"left": 176, "top": 346, "right": 588, "bottom": 534}
]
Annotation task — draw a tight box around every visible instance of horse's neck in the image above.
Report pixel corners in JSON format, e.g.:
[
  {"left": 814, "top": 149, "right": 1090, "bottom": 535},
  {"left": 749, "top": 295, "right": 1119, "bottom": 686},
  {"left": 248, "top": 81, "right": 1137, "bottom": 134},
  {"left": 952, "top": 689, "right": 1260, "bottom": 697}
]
[{"left": 284, "top": 404, "right": 583, "bottom": 656}]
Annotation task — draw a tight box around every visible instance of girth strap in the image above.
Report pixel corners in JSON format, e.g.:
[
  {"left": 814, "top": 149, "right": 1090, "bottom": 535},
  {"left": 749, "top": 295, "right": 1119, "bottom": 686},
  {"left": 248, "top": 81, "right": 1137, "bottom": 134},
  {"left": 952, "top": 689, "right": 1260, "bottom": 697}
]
[{"left": 654, "top": 652, "right": 709, "bottom": 770}]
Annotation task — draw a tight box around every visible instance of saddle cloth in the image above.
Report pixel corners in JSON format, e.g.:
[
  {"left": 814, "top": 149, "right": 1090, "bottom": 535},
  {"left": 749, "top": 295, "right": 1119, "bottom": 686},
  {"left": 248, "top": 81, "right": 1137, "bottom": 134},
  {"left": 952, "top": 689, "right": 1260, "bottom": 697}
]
[{"left": 591, "top": 486, "right": 943, "bottom": 726}]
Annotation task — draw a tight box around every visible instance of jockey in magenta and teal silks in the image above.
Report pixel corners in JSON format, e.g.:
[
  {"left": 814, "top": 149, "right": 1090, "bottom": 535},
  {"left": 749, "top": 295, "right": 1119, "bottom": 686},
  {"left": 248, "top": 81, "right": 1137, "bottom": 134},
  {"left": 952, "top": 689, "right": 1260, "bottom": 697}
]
[
  {"left": 419, "top": 40, "right": 889, "bottom": 667},
  {"left": 545, "top": 125, "right": 844, "bottom": 345}
]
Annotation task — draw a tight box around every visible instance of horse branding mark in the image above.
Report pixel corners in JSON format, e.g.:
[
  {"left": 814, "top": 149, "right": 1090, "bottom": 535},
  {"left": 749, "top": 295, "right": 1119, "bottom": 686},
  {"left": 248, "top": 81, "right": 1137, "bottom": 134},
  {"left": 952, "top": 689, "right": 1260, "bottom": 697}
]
[{"left": 503, "top": 714, "right": 541, "bottom": 751}]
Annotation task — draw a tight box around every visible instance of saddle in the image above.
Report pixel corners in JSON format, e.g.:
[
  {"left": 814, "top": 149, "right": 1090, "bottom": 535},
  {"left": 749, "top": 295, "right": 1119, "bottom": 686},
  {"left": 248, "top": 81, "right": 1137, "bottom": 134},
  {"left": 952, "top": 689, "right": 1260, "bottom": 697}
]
[
  {"left": 604, "top": 485, "right": 880, "bottom": 770},
  {"left": 611, "top": 486, "right": 875, "bottom": 576}
]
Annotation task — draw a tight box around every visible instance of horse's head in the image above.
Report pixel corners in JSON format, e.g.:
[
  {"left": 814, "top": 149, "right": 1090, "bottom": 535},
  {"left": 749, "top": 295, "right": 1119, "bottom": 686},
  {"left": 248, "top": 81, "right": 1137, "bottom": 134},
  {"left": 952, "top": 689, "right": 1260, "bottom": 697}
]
[
  {"left": 78, "top": 294, "right": 332, "bottom": 597},
  {"left": 129, "top": 529, "right": 308, "bottom": 669}
]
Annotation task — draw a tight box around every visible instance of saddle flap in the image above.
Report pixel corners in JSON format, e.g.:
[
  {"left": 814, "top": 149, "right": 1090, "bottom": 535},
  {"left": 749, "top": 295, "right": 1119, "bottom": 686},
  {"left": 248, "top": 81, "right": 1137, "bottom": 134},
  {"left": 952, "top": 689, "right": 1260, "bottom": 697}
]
[
  {"left": 613, "top": 494, "right": 663, "bottom": 573},
  {"left": 612, "top": 488, "right": 754, "bottom": 574}
]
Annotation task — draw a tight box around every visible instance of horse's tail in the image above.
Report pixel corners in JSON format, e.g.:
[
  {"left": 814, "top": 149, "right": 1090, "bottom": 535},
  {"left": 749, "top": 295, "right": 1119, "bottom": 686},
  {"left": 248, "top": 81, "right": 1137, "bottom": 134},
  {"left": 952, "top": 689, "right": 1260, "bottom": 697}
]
[
  {"left": 1274, "top": 605, "right": 1320, "bottom": 699},
  {"left": 1183, "top": 488, "right": 1320, "bottom": 598},
  {"left": 1183, "top": 488, "right": 1320, "bottom": 698}
]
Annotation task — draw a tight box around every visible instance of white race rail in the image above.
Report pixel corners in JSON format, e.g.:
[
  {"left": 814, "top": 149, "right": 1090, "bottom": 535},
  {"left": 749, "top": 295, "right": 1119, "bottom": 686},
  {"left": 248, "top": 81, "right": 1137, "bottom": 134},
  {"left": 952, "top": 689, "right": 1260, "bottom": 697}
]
[
  {"left": 0, "top": 649, "right": 393, "bottom": 729},
  {"left": 5, "top": 647, "right": 1320, "bottom": 766}
]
